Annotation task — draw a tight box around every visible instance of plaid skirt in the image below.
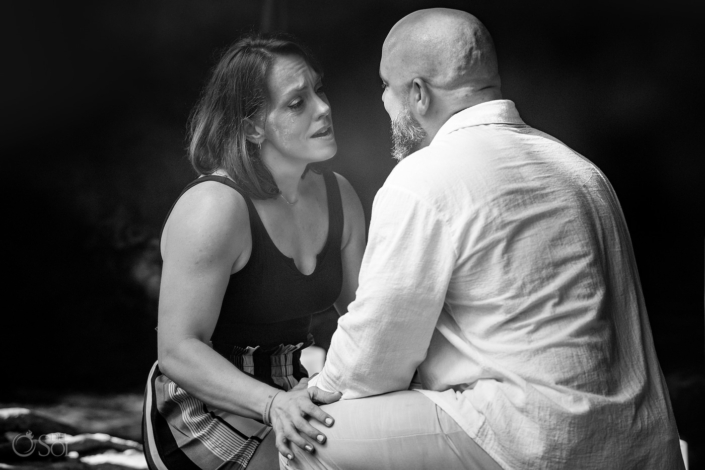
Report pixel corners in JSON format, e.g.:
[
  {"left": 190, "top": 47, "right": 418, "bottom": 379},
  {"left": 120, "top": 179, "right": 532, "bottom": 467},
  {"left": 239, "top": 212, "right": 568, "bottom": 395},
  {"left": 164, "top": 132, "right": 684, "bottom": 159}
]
[{"left": 142, "top": 339, "right": 310, "bottom": 470}]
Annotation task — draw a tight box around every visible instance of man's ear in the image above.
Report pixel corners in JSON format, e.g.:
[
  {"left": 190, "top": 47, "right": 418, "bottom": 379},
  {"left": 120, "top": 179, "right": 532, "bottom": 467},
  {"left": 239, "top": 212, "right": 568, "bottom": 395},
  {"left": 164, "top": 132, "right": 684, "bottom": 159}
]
[
  {"left": 410, "top": 78, "right": 431, "bottom": 116},
  {"left": 244, "top": 117, "right": 265, "bottom": 145}
]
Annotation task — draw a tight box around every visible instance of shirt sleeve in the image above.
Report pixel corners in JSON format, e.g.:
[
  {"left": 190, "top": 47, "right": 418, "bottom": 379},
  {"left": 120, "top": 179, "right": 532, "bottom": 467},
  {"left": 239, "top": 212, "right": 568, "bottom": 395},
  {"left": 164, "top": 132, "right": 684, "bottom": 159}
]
[{"left": 312, "top": 184, "right": 457, "bottom": 399}]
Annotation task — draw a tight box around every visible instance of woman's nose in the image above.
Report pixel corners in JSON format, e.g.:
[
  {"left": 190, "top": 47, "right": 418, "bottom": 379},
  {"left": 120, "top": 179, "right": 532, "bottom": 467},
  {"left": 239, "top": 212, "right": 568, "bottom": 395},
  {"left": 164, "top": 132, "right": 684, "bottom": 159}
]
[{"left": 314, "top": 94, "right": 331, "bottom": 119}]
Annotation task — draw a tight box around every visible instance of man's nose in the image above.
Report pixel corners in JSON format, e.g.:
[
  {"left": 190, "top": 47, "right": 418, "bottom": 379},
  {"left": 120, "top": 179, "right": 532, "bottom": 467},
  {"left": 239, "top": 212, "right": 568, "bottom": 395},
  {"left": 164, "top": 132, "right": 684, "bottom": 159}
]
[{"left": 382, "top": 96, "right": 393, "bottom": 118}]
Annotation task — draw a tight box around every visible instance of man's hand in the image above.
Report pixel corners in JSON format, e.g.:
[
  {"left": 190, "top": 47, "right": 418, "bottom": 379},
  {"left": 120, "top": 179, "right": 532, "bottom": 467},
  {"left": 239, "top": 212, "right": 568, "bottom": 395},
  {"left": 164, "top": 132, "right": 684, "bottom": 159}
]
[{"left": 269, "top": 378, "right": 342, "bottom": 461}]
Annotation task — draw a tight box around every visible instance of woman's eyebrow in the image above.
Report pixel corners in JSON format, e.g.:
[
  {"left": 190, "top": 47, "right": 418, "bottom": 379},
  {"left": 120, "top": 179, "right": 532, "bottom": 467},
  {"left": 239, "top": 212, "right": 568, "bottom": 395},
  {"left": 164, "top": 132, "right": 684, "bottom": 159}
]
[
  {"left": 280, "top": 80, "right": 307, "bottom": 98},
  {"left": 281, "top": 75, "right": 323, "bottom": 99}
]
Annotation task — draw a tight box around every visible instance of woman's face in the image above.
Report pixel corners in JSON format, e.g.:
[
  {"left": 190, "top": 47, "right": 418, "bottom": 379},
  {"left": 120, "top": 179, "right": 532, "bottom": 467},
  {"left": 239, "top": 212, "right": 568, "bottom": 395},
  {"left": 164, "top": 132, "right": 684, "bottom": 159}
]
[{"left": 261, "top": 54, "right": 336, "bottom": 165}]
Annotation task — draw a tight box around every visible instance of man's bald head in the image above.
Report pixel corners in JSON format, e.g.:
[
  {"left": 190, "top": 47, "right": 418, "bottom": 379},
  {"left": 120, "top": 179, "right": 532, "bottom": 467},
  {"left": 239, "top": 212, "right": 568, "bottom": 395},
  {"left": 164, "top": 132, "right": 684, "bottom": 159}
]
[
  {"left": 380, "top": 9, "right": 502, "bottom": 157},
  {"left": 382, "top": 8, "right": 500, "bottom": 95}
]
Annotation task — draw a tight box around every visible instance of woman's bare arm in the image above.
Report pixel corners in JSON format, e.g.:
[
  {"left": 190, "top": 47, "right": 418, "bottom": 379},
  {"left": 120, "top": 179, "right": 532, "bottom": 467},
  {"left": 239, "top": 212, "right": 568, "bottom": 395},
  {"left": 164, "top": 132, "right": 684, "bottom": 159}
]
[
  {"left": 157, "top": 182, "right": 340, "bottom": 460},
  {"left": 157, "top": 181, "right": 276, "bottom": 418},
  {"left": 333, "top": 173, "right": 366, "bottom": 315}
]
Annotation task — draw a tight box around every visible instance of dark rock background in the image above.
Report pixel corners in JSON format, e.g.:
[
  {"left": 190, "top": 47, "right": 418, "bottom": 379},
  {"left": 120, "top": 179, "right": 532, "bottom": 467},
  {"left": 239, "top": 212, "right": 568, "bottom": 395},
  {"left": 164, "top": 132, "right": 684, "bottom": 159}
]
[{"left": 3, "top": 0, "right": 703, "bottom": 466}]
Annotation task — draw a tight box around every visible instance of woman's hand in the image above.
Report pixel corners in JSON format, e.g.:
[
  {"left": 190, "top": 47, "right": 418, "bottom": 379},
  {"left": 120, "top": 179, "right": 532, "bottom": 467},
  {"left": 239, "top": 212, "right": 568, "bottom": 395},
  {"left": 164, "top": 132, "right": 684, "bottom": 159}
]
[{"left": 269, "top": 377, "right": 342, "bottom": 460}]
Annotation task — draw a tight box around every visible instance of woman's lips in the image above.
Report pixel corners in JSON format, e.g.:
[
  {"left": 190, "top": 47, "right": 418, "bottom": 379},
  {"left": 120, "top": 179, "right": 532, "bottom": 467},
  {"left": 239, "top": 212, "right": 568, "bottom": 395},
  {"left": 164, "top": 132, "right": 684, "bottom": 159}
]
[{"left": 311, "top": 126, "right": 333, "bottom": 138}]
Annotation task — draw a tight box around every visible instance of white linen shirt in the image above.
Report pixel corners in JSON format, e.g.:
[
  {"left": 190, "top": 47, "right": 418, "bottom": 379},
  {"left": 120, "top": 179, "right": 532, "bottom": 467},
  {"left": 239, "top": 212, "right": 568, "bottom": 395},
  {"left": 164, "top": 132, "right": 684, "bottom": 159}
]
[{"left": 311, "top": 100, "right": 682, "bottom": 469}]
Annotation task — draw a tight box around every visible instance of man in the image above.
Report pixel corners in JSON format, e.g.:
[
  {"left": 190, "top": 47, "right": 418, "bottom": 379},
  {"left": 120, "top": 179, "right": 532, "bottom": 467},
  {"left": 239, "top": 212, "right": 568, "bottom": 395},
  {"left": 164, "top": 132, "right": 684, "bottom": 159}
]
[{"left": 284, "top": 8, "right": 683, "bottom": 470}]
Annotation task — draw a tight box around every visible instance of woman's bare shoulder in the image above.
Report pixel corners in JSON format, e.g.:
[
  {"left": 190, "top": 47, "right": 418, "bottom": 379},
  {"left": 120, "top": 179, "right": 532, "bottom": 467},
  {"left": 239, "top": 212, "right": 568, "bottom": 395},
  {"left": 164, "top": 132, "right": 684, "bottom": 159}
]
[
  {"left": 162, "top": 180, "right": 251, "bottom": 260},
  {"left": 333, "top": 172, "right": 363, "bottom": 213},
  {"left": 332, "top": 172, "right": 365, "bottom": 245}
]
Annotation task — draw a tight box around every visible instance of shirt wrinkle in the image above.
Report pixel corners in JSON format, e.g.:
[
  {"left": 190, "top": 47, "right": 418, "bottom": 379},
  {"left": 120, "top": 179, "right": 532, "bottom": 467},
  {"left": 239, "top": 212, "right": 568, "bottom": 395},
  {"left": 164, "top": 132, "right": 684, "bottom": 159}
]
[{"left": 380, "top": 183, "right": 460, "bottom": 261}]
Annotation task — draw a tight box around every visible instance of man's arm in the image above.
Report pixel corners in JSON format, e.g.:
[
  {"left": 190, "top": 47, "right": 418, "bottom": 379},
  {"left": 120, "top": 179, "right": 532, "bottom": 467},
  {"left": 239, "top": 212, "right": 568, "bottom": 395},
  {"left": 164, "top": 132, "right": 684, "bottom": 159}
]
[{"left": 313, "top": 184, "right": 457, "bottom": 398}]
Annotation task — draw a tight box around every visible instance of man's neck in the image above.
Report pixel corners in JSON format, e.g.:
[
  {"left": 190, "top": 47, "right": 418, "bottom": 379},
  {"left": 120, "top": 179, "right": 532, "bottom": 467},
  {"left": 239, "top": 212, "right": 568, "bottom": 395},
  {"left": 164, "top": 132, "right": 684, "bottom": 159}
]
[{"left": 421, "top": 88, "right": 503, "bottom": 144}]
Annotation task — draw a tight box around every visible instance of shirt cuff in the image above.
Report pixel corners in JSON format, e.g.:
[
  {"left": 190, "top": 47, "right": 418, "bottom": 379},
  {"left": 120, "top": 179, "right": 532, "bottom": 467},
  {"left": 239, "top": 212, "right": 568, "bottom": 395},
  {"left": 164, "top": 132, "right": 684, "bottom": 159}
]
[
  {"left": 306, "top": 371, "right": 337, "bottom": 393},
  {"left": 307, "top": 374, "right": 319, "bottom": 388}
]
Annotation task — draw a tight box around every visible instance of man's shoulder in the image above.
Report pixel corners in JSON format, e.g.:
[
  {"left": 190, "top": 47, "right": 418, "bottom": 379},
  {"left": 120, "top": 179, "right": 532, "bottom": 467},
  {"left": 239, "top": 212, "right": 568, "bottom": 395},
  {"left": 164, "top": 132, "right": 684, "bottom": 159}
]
[
  {"left": 384, "top": 147, "right": 450, "bottom": 195},
  {"left": 383, "top": 131, "right": 498, "bottom": 195}
]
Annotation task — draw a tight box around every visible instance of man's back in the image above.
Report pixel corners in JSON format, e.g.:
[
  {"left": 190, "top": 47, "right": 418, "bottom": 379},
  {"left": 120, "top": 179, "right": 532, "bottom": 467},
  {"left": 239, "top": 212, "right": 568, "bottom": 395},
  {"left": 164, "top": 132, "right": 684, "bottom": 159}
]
[{"left": 387, "top": 100, "right": 683, "bottom": 468}]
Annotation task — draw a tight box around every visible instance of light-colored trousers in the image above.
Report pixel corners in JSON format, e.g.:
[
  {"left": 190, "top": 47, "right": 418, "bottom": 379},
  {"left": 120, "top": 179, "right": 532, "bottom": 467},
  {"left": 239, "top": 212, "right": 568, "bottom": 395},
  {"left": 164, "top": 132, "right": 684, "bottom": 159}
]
[{"left": 280, "top": 391, "right": 502, "bottom": 470}]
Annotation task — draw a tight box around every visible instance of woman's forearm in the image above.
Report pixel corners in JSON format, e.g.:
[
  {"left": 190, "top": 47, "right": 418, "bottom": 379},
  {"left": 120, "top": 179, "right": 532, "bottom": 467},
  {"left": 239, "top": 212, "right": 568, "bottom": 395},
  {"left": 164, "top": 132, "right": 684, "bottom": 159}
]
[{"left": 159, "top": 337, "right": 278, "bottom": 420}]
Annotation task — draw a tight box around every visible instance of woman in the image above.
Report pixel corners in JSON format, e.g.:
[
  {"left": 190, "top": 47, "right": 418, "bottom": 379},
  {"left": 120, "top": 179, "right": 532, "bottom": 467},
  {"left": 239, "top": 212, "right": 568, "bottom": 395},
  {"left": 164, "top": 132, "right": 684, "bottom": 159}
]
[{"left": 142, "top": 34, "right": 366, "bottom": 470}]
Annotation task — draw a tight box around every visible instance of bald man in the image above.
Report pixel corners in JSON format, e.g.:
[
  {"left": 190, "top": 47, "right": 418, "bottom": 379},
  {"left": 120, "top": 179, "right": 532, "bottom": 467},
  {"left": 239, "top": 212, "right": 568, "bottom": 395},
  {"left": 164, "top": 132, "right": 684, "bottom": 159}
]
[{"left": 284, "top": 9, "right": 684, "bottom": 470}]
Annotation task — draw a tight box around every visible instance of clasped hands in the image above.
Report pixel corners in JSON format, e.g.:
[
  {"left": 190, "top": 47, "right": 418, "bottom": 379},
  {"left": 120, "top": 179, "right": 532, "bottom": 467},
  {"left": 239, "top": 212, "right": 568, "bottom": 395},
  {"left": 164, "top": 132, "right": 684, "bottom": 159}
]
[{"left": 268, "top": 377, "right": 342, "bottom": 460}]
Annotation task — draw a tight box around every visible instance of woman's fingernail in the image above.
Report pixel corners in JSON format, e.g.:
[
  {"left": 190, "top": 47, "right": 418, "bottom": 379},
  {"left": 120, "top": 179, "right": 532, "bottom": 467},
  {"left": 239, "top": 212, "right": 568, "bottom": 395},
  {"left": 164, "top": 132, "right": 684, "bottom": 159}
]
[
  {"left": 317, "top": 435, "right": 325, "bottom": 443},
  {"left": 305, "top": 445, "right": 313, "bottom": 452},
  {"left": 325, "top": 418, "right": 333, "bottom": 426}
]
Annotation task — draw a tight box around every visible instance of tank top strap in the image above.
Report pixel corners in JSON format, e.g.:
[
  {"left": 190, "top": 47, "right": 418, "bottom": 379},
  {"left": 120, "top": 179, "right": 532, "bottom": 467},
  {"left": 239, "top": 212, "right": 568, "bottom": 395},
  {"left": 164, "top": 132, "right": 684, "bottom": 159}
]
[
  {"left": 321, "top": 169, "right": 344, "bottom": 251},
  {"left": 159, "top": 175, "right": 258, "bottom": 249}
]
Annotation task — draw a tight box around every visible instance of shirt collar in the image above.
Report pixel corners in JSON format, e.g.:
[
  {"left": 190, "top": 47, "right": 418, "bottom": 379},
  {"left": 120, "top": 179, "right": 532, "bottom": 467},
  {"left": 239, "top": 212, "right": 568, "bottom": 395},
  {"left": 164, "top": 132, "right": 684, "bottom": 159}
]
[{"left": 432, "top": 99, "right": 525, "bottom": 144}]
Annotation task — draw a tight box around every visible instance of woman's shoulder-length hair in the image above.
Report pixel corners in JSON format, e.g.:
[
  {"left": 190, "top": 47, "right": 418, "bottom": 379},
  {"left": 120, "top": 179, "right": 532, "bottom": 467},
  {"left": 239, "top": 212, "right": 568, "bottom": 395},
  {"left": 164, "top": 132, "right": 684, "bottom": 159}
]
[{"left": 187, "top": 32, "right": 324, "bottom": 200}]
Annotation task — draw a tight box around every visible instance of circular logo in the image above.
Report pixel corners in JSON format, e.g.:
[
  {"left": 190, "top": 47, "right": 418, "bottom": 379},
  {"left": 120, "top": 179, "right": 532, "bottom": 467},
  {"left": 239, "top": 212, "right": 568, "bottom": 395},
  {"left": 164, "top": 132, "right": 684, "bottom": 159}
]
[{"left": 12, "top": 431, "right": 36, "bottom": 457}]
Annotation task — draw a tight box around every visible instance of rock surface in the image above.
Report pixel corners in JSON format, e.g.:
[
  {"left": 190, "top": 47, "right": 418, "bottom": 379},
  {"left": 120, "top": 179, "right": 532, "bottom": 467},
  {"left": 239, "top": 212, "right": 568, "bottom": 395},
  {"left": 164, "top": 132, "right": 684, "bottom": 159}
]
[{"left": 0, "top": 395, "right": 146, "bottom": 470}]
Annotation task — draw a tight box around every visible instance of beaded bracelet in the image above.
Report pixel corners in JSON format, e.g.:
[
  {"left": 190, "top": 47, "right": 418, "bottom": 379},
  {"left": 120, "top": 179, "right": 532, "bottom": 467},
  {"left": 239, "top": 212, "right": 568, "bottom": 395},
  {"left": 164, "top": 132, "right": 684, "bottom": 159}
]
[{"left": 263, "top": 391, "right": 281, "bottom": 427}]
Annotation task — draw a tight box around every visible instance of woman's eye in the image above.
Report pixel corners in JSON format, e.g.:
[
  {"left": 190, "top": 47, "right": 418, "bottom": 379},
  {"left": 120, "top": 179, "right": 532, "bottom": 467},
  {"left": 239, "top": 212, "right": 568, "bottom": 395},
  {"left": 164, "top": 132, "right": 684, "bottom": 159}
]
[
  {"left": 381, "top": 82, "right": 387, "bottom": 91},
  {"left": 289, "top": 99, "right": 303, "bottom": 110},
  {"left": 316, "top": 86, "right": 325, "bottom": 95}
]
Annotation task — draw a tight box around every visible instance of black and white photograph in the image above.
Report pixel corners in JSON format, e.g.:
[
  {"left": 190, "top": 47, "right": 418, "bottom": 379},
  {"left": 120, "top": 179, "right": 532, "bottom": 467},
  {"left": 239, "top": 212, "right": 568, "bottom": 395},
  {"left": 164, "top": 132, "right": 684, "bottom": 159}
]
[{"left": 3, "top": 1, "right": 703, "bottom": 469}]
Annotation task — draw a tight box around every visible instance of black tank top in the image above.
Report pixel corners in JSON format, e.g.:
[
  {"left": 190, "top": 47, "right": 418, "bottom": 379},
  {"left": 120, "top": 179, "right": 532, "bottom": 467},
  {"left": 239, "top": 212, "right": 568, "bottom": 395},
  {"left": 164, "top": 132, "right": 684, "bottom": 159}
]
[{"left": 161, "top": 170, "right": 344, "bottom": 352}]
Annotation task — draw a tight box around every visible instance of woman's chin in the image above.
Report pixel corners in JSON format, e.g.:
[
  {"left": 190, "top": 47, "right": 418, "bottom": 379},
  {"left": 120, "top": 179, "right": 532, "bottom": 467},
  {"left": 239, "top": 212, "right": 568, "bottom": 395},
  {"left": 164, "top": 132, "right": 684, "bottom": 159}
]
[{"left": 311, "top": 142, "right": 338, "bottom": 162}]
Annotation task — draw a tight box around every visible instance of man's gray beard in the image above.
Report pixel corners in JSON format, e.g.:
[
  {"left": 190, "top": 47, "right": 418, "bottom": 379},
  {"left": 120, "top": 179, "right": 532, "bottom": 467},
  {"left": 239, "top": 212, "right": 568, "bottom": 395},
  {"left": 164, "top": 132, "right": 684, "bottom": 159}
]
[{"left": 390, "top": 105, "right": 427, "bottom": 161}]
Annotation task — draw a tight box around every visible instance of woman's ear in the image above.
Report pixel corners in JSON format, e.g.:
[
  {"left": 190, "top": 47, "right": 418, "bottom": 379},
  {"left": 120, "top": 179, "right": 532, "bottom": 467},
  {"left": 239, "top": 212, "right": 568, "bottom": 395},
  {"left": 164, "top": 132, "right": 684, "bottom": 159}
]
[
  {"left": 410, "top": 78, "right": 430, "bottom": 117},
  {"left": 244, "top": 117, "right": 265, "bottom": 145}
]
